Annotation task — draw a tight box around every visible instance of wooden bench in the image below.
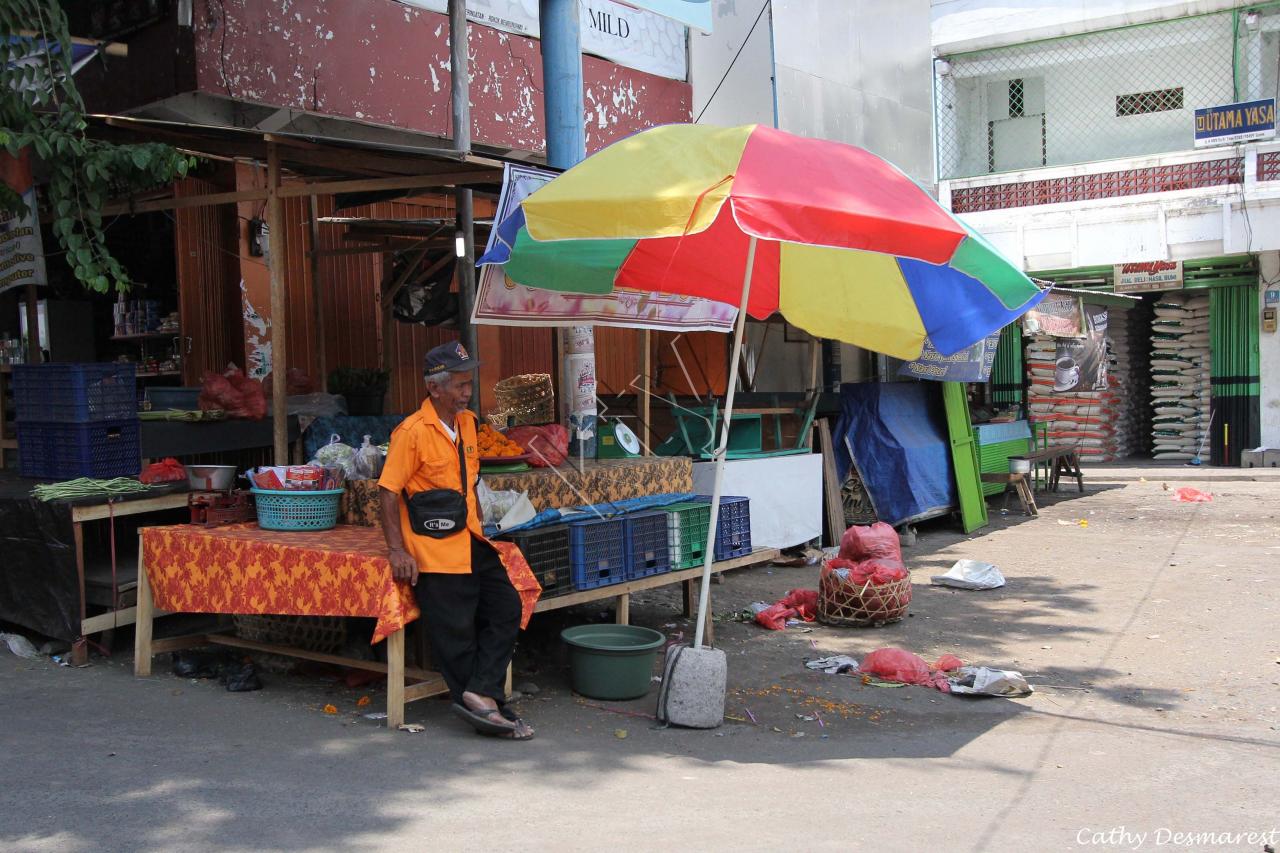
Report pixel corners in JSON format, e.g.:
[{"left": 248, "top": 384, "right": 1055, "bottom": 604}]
[{"left": 1012, "top": 446, "right": 1084, "bottom": 493}]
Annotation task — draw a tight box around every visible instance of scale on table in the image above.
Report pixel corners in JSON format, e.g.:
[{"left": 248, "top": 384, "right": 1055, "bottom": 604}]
[{"left": 596, "top": 417, "right": 642, "bottom": 458}]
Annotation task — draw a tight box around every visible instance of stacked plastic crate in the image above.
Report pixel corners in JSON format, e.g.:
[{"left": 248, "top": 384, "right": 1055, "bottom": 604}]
[{"left": 13, "top": 363, "right": 140, "bottom": 480}]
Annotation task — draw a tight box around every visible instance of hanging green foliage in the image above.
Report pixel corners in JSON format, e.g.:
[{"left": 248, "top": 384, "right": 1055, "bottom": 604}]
[{"left": 0, "top": 0, "right": 197, "bottom": 293}]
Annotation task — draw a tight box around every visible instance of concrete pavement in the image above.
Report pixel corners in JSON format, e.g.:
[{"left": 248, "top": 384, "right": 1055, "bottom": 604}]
[{"left": 2, "top": 470, "right": 1278, "bottom": 852}]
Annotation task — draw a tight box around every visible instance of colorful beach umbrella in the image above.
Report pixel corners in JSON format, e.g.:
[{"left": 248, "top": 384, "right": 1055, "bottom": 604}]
[
  {"left": 481, "top": 123, "right": 1044, "bottom": 360},
  {"left": 481, "top": 123, "right": 1044, "bottom": 654}
]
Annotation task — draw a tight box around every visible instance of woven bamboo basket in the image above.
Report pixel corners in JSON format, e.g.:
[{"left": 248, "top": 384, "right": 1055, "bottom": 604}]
[
  {"left": 817, "top": 567, "right": 912, "bottom": 628},
  {"left": 232, "top": 615, "right": 348, "bottom": 654},
  {"left": 490, "top": 373, "right": 555, "bottom": 427}
]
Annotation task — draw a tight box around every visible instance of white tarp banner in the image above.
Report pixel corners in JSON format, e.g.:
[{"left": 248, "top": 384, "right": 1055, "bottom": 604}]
[
  {"left": 0, "top": 153, "right": 47, "bottom": 296},
  {"left": 398, "top": 0, "right": 688, "bottom": 80},
  {"left": 474, "top": 163, "right": 737, "bottom": 332}
]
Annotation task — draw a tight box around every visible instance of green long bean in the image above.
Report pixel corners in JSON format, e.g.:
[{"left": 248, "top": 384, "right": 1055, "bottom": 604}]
[{"left": 32, "top": 477, "right": 154, "bottom": 502}]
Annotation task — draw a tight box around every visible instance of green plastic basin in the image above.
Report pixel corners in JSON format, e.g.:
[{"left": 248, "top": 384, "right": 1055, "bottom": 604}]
[{"left": 560, "top": 624, "right": 666, "bottom": 700}]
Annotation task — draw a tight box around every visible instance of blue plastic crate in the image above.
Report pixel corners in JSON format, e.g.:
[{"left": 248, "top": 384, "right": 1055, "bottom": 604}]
[
  {"left": 623, "top": 511, "right": 671, "bottom": 581},
  {"left": 13, "top": 363, "right": 137, "bottom": 423},
  {"left": 568, "top": 516, "right": 626, "bottom": 590},
  {"left": 17, "top": 418, "right": 141, "bottom": 480},
  {"left": 695, "top": 495, "right": 753, "bottom": 561}
]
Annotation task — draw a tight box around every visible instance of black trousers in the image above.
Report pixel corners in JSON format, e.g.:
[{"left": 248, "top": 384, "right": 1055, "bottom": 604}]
[{"left": 414, "top": 537, "right": 521, "bottom": 704}]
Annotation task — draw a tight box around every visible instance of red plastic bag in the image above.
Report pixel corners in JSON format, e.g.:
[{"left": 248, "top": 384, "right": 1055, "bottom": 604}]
[
  {"left": 1172, "top": 487, "right": 1212, "bottom": 503},
  {"left": 199, "top": 364, "right": 266, "bottom": 420},
  {"left": 753, "top": 588, "right": 818, "bottom": 630},
  {"left": 780, "top": 588, "right": 818, "bottom": 621},
  {"left": 859, "top": 647, "right": 954, "bottom": 692},
  {"left": 139, "top": 458, "right": 186, "bottom": 484},
  {"left": 505, "top": 424, "right": 570, "bottom": 467},
  {"left": 839, "top": 522, "right": 904, "bottom": 570}
]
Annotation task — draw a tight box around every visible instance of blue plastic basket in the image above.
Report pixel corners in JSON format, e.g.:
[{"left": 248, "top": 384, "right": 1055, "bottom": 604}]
[
  {"left": 623, "top": 511, "right": 671, "bottom": 580},
  {"left": 568, "top": 516, "right": 626, "bottom": 590},
  {"left": 17, "top": 419, "right": 140, "bottom": 480},
  {"left": 13, "top": 363, "right": 137, "bottom": 423},
  {"left": 250, "top": 488, "right": 344, "bottom": 531},
  {"left": 695, "top": 495, "right": 753, "bottom": 561}
]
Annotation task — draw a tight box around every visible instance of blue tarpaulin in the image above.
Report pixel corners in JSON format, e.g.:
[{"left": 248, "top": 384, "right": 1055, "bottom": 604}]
[
  {"left": 485, "top": 491, "right": 696, "bottom": 537},
  {"left": 833, "top": 382, "right": 956, "bottom": 526}
]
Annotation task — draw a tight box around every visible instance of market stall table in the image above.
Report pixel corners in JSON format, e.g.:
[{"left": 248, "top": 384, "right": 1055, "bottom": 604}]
[
  {"left": 0, "top": 473, "right": 190, "bottom": 664},
  {"left": 133, "top": 523, "right": 448, "bottom": 728}
]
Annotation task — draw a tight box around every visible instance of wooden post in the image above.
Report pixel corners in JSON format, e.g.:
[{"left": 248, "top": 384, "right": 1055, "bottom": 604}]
[
  {"left": 307, "top": 195, "right": 327, "bottom": 385},
  {"left": 615, "top": 592, "right": 630, "bottom": 625},
  {"left": 133, "top": 550, "right": 154, "bottom": 677},
  {"left": 266, "top": 143, "right": 288, "bottom": 464},
  {"left": 641, "top": 330, "right": 652, "bottom": 454},
  {"left": 386, "top": 628, "right": 405, "bottom": 729},
  {"left": 24, "top": 283, "right": 39, "bottom": 363},
  {"left": 816, "top": 419, "right": 845, "bottom": 546}
]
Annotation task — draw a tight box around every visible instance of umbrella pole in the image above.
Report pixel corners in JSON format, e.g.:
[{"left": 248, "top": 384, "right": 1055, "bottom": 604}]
[{"left": 693, "top": 236, "right": 757, "bottom": 650}]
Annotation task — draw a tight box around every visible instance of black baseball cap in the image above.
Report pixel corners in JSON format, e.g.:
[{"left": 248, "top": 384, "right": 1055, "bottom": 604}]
[{"left": 424, "top": 341, "right": 480, "bottom": 376}]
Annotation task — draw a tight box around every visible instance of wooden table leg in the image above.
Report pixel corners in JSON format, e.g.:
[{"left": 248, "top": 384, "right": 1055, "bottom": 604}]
[
  {"left": 386, "top": 628, "right": 405, "bottom": 730},
  {"left": 615, "top": 592, "right": 630, "bottom": 625},
  {"left": 682, "top": 580, "right": 695, "bottom": 617},
  {"left": 133, "top": 551, "right": 154, "bottom": 677},
  {"left": 71, "top": 521, "right": 89, "bottom": 667},
  {"left": 1072, "top": 452, "right": 1084, "bottom": 492}
]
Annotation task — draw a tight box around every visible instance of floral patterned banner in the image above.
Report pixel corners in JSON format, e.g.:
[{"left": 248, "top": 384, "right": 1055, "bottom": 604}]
[{"left": 473, "top": 164, "right": 737, "bottom": 332}]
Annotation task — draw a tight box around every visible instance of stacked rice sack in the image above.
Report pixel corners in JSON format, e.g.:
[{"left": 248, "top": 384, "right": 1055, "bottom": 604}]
[
  {"left": 1103, "top": 324, "right": 1141, "bottom": 458},
  {"left": 1025, "top": 336, "right": 1123, "bottom": 461},
  {"left": 1149, "top": 293, "right": 1211, "bottom": 460}
]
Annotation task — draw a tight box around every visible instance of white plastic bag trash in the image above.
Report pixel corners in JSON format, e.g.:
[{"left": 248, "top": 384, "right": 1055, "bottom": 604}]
[
  {"left": 931, "top": 559, "right": 1006, "bottom": 590},
  {"left": 2, "top": 632, "right": 41, "bottom": 659},
  {"left": 948, "top": 666, "right": 1032, "bottom": 697}
]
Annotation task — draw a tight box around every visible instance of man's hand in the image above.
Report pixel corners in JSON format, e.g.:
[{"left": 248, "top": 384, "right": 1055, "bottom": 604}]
[{"left": 388, "top": 548, "right": 419, "bottom": 586}]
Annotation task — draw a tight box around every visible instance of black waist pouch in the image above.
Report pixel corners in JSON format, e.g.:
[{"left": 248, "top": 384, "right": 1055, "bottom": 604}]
[{"left": 403, "top": 433, "right": 469, "bottom": 538}]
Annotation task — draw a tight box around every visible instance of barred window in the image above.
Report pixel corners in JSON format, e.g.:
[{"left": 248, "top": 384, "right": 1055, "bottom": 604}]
[
  {"left": 1116, "top": 87, "right": 1184, "bottom": 116},
  {"left": 1009, "top": 78, "right": 1025, "bottom": 118}
]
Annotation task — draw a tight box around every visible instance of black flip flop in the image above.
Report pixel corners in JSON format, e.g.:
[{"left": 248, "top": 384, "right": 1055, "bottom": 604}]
[{"left": 451, "top": 703, "right": 517, "bottom": 735}]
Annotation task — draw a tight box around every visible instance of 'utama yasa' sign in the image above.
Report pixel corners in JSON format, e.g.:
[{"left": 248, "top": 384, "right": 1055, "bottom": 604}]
[{"left": 1194, "top": 98, "right": 1276, "bottom": 147}]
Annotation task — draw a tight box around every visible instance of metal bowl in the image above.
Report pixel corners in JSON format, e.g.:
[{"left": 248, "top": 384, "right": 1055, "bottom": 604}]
[
  {"left": 188, "top": 465, "right": 237, "bottom": 491},
  {"left": 1008, "top": 458, "right": 1032, "bottom": 475}
]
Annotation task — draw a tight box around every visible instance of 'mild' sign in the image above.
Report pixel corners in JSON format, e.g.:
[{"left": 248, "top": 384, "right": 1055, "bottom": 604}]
[{"left": 1194, "top": 98, "right": 1276, "bottom": 147}]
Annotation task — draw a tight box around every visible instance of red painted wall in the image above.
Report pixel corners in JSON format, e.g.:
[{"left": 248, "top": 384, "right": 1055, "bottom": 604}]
[{"left": 192, "top": 0, "right": 692, "bottom": 155}]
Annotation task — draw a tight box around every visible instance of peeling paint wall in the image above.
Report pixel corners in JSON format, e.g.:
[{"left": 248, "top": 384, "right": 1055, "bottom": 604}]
[{"left": 193, "top": 0, "right": 691, "bottom": 154}]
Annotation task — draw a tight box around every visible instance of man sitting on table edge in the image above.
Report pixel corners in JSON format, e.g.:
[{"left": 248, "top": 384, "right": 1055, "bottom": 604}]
[{"left": 377, "top": 341, "right": 534, "bottom": 740}]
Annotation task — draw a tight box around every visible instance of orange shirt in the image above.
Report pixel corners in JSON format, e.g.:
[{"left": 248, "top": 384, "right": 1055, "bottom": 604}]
[{"left": 377, "top": 400, "right": 484, "bottom": 574}]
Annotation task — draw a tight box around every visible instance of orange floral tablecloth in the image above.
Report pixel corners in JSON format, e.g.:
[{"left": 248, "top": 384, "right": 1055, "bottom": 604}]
[{"left": 140, "top": 524, "right": 541, "bottom": 644}]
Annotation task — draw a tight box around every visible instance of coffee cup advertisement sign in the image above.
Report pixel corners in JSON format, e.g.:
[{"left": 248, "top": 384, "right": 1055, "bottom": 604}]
[
  {"left": 1022, "top": 291, "right": 1086, "bottom": 338},
  {"left": 1053, "top": 304, "right": 1109, "bottom": 392}
]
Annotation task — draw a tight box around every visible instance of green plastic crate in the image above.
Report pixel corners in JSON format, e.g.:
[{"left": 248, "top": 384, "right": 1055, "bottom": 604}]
[{"left": 665, "top": 501, "right": 711, "bottom": 570}]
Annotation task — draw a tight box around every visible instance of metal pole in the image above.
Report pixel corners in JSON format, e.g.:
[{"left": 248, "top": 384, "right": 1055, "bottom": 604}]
[
  {"left": 266, "top": 143, "right": 288, "bottom": 465},
  {"left": 450, "top": 0, "right": 479, "bottom": 410},
  {"left": 539, "top": 0, "right": 585, "bottom": 168},
  {"left": 693, "top": 236, "right": 756, "bottom": 650}
]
